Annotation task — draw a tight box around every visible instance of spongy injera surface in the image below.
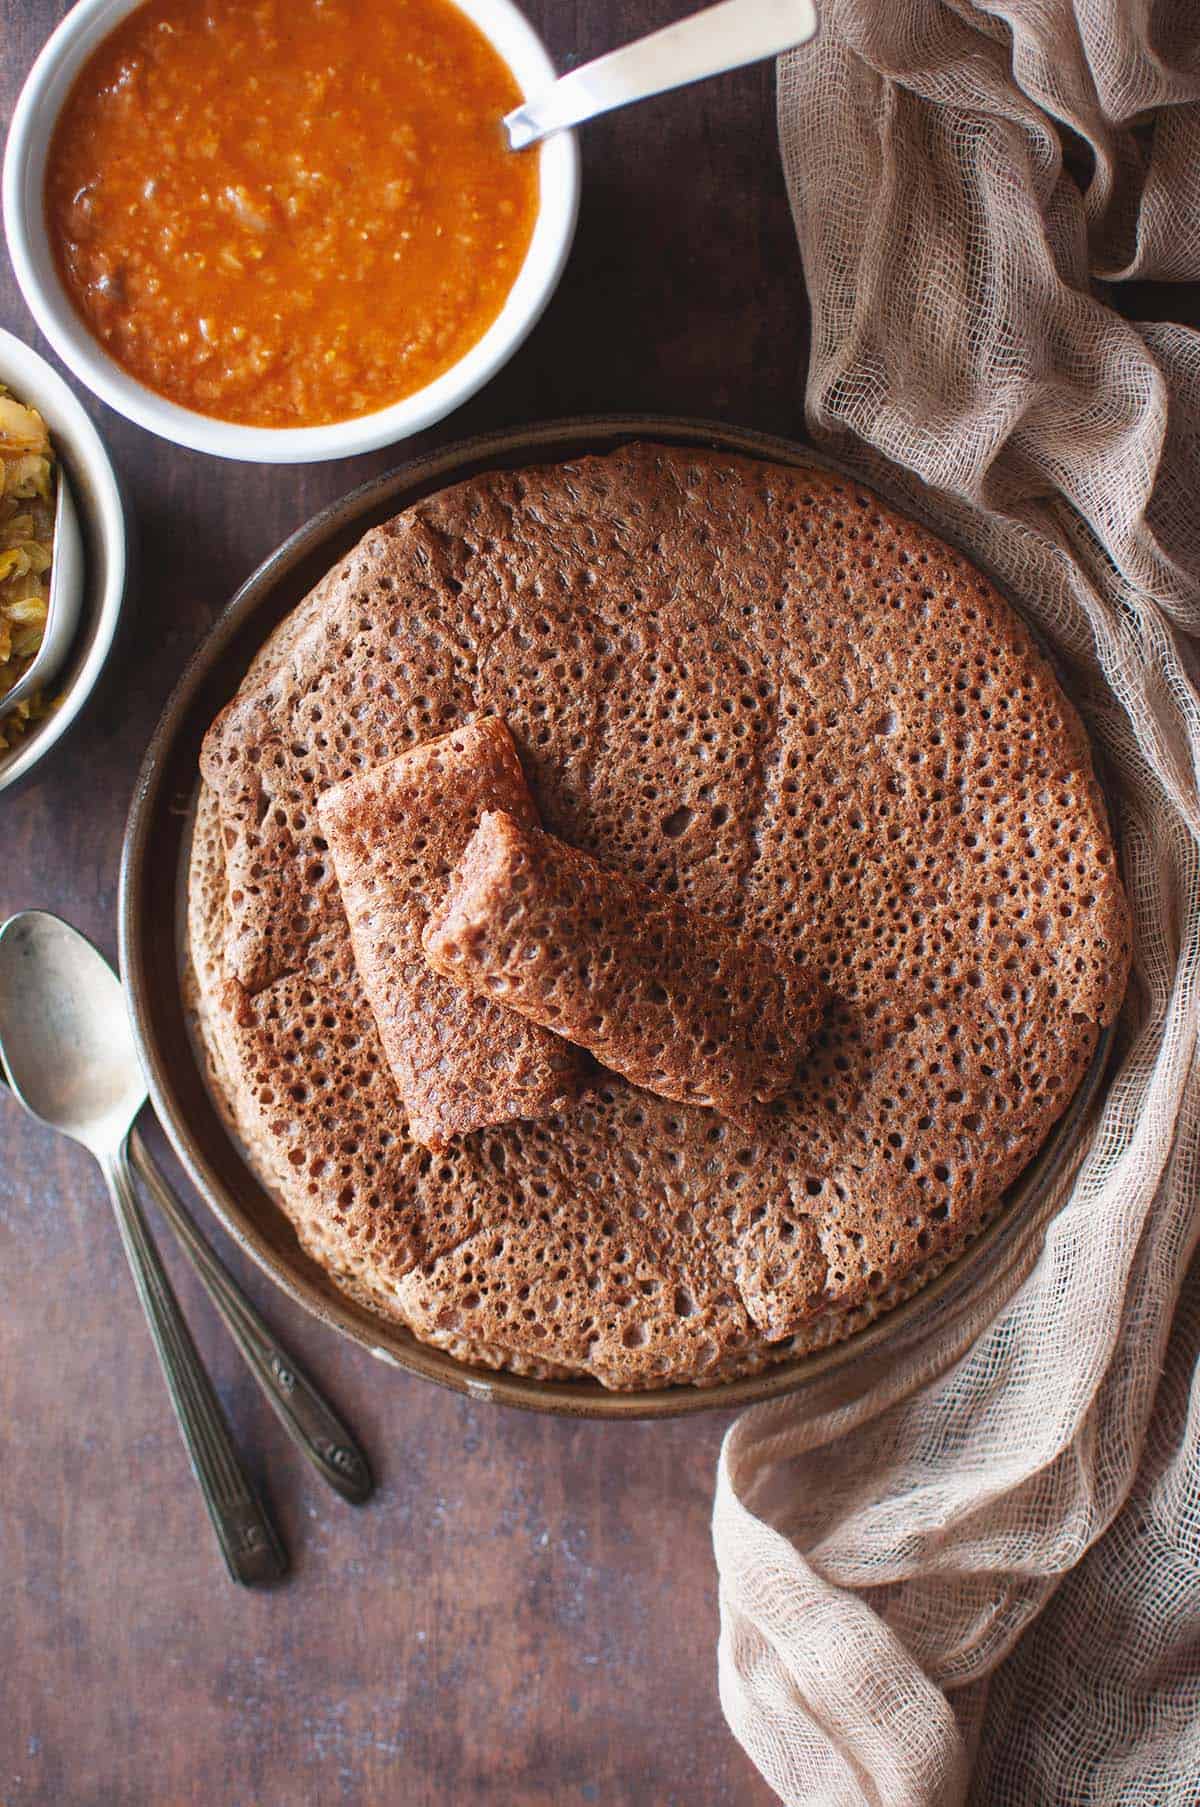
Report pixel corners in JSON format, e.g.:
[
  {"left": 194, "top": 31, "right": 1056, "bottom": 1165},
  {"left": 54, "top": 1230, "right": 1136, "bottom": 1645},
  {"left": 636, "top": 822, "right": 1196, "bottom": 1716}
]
[
  {"left": 423, "top": 808, "right": 824, "bottom": 1128},
  {"left": 192, "top": 445, "right": 1131, "bottom": 1386}
]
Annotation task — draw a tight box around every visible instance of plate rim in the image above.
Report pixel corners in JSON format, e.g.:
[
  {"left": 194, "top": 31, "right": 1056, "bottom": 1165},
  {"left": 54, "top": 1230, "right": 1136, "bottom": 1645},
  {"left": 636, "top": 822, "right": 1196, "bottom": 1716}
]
[{"left": 118, "top": 413, "right": 1117, "bottom": 1419}]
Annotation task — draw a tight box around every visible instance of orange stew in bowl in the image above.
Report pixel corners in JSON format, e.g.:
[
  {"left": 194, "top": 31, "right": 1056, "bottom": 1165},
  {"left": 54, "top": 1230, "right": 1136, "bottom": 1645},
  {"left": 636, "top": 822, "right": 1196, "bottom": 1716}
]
[{"left": 45, "top": 0, "right": 539, "bottom": 429}]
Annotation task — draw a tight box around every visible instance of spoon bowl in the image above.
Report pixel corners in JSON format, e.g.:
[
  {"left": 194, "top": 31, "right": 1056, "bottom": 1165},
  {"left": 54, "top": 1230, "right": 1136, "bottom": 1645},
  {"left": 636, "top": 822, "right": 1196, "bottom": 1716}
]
[
  {"left": 0, "top": 908, "right": 140, "bottom": 1147},
  {"left": 0, "top": 472, "right": 85, "bottom": 724}
]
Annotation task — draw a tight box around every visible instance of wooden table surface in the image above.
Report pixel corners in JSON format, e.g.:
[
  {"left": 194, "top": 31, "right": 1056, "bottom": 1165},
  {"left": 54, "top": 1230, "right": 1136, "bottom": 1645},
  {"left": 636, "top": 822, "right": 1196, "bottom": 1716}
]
[{"left": 0, "top": 4, "right": 803, "bottom": 1803}]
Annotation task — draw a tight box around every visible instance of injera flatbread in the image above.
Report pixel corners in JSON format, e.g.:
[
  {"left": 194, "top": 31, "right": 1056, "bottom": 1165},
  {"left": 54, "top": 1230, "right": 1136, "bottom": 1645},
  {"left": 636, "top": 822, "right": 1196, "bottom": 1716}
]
[
  {"left": 316, "top": 721, "right": 578, "bottom": 1150},
  {"left": 423, "top": 808, "right": 824, "bottom": 1128},
  {"left": 191, "top": 445, "right": 1131, "bottom": 1387}
]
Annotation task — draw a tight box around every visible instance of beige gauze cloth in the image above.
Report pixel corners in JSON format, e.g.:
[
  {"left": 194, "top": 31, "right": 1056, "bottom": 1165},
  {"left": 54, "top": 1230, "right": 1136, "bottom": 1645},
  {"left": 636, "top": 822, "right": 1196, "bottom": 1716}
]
[{"left": 713, "top": 2, "right": 1200, "bottom": 1801}]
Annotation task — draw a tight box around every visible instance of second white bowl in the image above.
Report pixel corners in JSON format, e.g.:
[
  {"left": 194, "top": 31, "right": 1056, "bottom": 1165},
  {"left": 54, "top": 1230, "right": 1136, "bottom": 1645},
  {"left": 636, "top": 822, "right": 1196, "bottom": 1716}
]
[{"left": 0, "top": 327, "right": 128, "bottom": 796}]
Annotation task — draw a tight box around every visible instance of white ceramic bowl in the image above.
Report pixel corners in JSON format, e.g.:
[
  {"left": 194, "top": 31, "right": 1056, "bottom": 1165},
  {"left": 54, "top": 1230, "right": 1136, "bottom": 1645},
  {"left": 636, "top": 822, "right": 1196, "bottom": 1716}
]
[
  {"left": 2, "top": 0, "right": 579, "bottom": 465},
  {"left": 0, "top": 327, "right": 128, "bottom": 795}
]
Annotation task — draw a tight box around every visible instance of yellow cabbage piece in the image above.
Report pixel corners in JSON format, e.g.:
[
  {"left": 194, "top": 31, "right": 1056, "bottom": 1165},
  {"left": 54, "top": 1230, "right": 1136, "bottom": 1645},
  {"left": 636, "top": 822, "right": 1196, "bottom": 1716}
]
[{"left": 0, "top": 384, "right": 57, "bottom": 754}]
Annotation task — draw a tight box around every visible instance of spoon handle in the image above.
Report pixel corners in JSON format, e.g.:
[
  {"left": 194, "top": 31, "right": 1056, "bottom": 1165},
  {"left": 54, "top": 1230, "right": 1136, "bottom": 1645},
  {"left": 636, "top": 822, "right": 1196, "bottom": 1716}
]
[
  {"left": 504, "top": 0, "right": 819, "bottom": 150},
  {"left": 100, "top": 1145, "right": 288, "bottom": 1587},
  {"left": 128, "top": 1129, "right": 372, "bottom": 1505}
]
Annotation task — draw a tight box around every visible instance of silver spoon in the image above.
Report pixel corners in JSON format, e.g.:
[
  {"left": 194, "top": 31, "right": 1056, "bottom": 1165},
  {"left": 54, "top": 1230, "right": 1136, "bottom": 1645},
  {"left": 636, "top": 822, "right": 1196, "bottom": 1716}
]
[
  {"left": 504, "top": 0, "right": 818, "bottom": 151},
  {"left": 0, "top": 911, "right": 372, "bottom": 1519},
  {"left": 0, "top": 911, "right": 284, "bottom": 1584},
  {"left": 0, "top": 469, "right": 83, "bottom": 722}
]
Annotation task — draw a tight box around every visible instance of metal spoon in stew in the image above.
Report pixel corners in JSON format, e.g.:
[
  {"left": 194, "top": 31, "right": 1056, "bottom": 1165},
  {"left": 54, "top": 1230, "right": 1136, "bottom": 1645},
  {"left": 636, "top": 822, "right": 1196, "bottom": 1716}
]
[{"left": 504, "top": 0, "right": 818, "bottom": 150}]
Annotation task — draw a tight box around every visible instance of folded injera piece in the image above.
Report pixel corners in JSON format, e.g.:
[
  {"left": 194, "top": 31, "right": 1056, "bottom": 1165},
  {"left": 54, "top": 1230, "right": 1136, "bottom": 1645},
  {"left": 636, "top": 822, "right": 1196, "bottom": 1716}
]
[
  {"left": 315, "top": 719, "right": 579, "bottom": 1150},
  {"left": 195, "top": 445, "right": 1132, "bottom": 1385},
  {"left": 424, "top": 810, "right": 824, "bottom": 1128}
]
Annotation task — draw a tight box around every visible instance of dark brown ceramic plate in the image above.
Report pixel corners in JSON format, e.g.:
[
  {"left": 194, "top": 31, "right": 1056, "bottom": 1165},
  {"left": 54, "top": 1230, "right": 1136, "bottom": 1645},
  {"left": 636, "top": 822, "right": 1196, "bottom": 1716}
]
[{"left": 118, "top": 416, "right": 1115, "bottom": 1419}]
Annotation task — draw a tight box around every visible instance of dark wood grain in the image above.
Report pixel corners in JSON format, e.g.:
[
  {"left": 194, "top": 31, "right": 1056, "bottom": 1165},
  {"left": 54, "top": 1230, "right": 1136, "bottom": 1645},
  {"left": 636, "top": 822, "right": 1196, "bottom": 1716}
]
[{"left": 0, "top": 4, "right": 801, "bottom": 1803}]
